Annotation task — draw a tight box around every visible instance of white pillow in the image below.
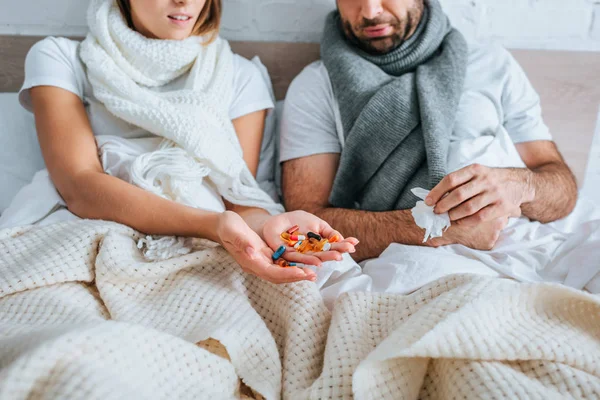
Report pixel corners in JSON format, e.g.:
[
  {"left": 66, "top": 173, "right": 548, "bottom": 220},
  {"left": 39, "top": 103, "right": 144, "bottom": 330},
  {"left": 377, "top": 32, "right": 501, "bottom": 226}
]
[{"left": 0, "top": 93, "right": 45, "bottom": 214}]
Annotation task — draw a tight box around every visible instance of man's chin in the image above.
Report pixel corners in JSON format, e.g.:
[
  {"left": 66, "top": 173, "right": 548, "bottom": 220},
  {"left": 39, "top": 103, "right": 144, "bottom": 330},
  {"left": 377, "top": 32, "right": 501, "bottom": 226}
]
[{"left": 357, "top": 37, "right": 399, "bottom": 55}]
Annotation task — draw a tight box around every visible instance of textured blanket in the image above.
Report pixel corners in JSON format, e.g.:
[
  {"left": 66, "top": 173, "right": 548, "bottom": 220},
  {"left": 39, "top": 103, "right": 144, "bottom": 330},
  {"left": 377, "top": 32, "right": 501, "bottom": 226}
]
[{"left": 1, "top": 220, "right": 599, "bottom": 399}]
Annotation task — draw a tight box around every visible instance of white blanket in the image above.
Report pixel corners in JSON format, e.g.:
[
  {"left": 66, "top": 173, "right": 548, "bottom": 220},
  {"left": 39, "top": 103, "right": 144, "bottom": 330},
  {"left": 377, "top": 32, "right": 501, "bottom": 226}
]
[
  {"left": 1, "top": 220, "right": 599, "bottom": 399},
  {"left": 316, "top": 126, "right": 600, "bottom": 308}
]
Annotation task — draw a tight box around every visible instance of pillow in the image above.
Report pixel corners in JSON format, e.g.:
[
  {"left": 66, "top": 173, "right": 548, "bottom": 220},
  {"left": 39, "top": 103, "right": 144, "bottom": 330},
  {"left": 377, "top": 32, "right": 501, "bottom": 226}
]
[{"left": 0, "top": 93, "right": 45, "bottom": 214}]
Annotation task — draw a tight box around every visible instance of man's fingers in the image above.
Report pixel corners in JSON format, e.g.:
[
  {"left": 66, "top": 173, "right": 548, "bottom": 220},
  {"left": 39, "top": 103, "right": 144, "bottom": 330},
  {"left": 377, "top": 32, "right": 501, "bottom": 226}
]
[
  {"left": 426, "top": 164, "right": 479, "bottom": 206},
  {"left": 448, "top": 192, "right": 492, "bottom": 221},
  {"left": 456, "top": 204, "right": 504, "bottom": 227},
  {"left": 435, "top": 179, "right": 483, "bottom": 215}
]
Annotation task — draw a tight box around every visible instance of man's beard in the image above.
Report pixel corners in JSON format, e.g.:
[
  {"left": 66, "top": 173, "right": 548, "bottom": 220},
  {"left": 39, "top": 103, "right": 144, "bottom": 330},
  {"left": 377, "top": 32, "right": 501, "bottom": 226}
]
[{"left": 341, "top": 2, "right": 424, "bottom": 55}]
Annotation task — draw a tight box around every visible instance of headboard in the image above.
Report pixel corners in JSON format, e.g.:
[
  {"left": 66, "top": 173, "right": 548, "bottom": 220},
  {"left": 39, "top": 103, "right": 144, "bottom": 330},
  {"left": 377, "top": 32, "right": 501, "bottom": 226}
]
[{"left": 1, "top": 35, "right": 599, "bottom": 184}]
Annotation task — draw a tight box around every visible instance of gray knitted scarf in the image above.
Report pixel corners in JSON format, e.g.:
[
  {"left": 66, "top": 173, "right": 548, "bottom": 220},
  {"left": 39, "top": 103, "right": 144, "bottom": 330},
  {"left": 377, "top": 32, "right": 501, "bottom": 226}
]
[{"left": 321, "top": 0, "right": 468, "bottom": 211}]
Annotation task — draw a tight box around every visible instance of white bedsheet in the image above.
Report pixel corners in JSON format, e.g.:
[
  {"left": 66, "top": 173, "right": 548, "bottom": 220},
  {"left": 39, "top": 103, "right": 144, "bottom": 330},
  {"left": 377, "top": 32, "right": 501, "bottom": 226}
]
[{"left": 315, "top": 126, "right": 600, "bottom": 309}]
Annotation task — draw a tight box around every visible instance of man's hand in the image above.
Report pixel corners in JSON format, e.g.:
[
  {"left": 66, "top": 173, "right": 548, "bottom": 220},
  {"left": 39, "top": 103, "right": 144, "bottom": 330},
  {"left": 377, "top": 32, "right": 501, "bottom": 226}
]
[
  {"left": 426, "top": 164, "right": 532, "bottom": 226},
  {"left": 430, "top": 215, "right": 510, "bottom": 250}
]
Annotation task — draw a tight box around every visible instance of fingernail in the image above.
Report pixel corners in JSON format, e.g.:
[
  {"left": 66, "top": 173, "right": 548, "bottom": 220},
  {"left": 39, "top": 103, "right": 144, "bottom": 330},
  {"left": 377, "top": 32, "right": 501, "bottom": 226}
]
[
  {"left": 425, "top": 197, "right": 432, "bottom": 206},
  {"left": 350, "top": 248, "right": 356, "bottom": 254}
]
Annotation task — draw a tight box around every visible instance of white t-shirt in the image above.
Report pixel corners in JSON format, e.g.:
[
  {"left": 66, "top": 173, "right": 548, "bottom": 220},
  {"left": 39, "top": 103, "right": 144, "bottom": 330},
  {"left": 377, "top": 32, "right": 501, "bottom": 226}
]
[
  {"left": 0, "top": 36, "right": 276, "bottom": 228},
  {"left": 279, "top": 43, "right": 552, "bottom": 163},
  {"left": 19, "top": 37, "right": 274, "bottom": 140}
]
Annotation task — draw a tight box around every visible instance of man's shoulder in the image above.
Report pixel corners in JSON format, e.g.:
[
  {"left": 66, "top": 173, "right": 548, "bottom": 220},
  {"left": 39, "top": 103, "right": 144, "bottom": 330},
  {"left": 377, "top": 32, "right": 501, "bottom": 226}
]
[
  {"left": 286, "top": 60, "right": 335, "bottom": 106},
  {"left": 466, "top": 41, "right": 513, "bottom": 71},
  {"left": 288, "top": 61, "right": 331, "bottom": 94}
]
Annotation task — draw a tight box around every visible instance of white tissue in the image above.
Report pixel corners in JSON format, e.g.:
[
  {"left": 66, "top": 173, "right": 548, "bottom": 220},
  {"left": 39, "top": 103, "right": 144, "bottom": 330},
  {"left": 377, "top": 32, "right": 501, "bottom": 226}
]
[{"left": 410, "top": 187, "right": 451, "bottom": 243}]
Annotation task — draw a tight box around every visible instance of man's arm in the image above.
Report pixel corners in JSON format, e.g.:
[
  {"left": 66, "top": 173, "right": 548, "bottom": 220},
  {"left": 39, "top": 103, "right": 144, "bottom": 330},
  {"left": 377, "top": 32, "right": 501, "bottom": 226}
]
[
  {"left": 428, "top": 141, "right": 577, "bottom": 225},
  {"left": 282, "top": 153, "right": 428, "bottom": 261},
  {"left": 282, "top": 153, "right": 508, "bottom": 261},
  {"left": 516, "top": 141, "right": 578, "bottom": 222}
]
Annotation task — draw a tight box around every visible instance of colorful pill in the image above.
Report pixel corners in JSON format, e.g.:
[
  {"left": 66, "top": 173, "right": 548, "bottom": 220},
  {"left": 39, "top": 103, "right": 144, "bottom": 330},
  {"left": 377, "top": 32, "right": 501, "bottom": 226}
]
[
  {"left": 287, "top": 225, "right": 300, "bottom": 234},
  {"left": 277, "top": 258, "right": 289, "bottom": 267},
  {"left": 293, "top": 241, "right": 303, "bottom": 249},
  {"left": 329, "top": 235, "right": 340, "bottom": 243},
  {"left": 307, "top": 232, "right": 322, "bottom": 241},
  {"left": 298, "top": 241, "right": 311, "bottom": 253},
  {"left": 316, "top": 239, "right": 331, "bottom": 252},
  {"left": 290, "top": 234, "right": 306, "bottom": 241},
  {"left": 272, "top": 245, "right": 286, "bottom": 260}
]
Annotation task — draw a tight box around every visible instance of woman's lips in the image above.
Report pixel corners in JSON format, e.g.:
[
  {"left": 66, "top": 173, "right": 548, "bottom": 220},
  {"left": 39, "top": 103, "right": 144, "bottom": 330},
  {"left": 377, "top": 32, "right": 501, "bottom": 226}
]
[
  {"left": 168, "top": 14, "right": 193, "bottom": 27},
  {"left": 363, "top": 25, "right": 392, "bottom": 38}
]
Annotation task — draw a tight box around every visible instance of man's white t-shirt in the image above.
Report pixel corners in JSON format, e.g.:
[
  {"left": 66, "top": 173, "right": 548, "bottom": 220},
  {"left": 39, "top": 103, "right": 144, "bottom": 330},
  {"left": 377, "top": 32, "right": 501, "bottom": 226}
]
[
  {"left": 279, "top": 43, "right": 552, "bottom": 163},
  {"left": 19, "top": 37, "right": 274, "bottom": 140}
]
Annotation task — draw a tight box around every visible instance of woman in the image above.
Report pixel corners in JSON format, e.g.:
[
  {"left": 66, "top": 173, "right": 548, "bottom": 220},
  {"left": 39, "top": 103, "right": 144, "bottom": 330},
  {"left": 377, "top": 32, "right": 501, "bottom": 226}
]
[{"left": 5, "top": 0, "right": 357, "bottom": 284}]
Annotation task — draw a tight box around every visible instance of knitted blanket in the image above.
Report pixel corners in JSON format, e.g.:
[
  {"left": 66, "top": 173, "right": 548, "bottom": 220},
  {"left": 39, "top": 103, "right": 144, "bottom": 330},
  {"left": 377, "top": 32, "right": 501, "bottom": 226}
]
[{"left": 1, "top": 220, "right": 599, "bottom": 399}]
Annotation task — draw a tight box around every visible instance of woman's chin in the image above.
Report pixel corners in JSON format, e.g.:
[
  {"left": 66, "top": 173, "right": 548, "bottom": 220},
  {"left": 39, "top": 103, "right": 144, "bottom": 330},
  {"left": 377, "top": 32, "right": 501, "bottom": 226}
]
[{"left": 153, "top": 29, "right": 193, "bottom": 41}]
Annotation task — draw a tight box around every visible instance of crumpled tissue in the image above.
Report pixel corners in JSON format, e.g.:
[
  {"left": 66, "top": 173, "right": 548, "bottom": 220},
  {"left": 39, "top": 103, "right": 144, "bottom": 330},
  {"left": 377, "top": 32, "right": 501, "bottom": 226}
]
[{"left": 410, "top": 187, "right": 451, "bottom": 243}]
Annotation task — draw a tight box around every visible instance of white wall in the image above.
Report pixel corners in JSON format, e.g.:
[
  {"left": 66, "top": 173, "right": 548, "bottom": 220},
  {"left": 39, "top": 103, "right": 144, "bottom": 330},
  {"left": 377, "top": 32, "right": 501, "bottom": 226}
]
[{"left": 1, "top": 0, "right": 599, "bottom": 51}]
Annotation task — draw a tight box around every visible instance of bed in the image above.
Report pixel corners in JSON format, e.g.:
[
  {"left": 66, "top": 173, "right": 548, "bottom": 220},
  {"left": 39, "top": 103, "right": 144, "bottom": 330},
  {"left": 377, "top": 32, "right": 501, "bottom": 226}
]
[{"left": 1, "top": 35, "right": 600, "bottom": 400}]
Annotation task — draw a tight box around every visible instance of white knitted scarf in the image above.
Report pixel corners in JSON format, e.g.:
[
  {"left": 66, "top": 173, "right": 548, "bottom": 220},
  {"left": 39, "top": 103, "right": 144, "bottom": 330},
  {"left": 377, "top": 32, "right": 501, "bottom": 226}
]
[{"left": 79, "top": 0, "right": 283, "bottom": 217}]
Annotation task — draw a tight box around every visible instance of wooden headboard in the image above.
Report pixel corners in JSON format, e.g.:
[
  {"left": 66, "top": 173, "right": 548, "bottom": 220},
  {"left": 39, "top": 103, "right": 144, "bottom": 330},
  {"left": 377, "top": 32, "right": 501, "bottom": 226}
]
[{"left": 1, "top": 35, "right": 599, "bottom": 184}]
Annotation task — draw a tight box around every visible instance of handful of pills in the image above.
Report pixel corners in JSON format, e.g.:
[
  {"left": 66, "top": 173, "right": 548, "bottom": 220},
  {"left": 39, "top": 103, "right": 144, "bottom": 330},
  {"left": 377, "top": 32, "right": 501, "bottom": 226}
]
[
  {"left": 280, "top": 225, "right": 339, "bottom": 254},
  {"left": 271, "top": 225, "right": 343, "bottom": 268}
]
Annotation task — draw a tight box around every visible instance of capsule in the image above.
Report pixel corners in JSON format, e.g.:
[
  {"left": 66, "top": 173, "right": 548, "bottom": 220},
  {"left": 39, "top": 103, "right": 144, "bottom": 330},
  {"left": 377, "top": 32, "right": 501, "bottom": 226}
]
[
  {"left": 272, "top": 245, "right": 286, "bottom": 260},
  {"left": 316, "top": 239, "right": 331, "bottom": 252},
  {"left": 329, "top": 235, "right": 340, "bottom": 243},
  {"left": 307, "top": 232, "right": 322, "bottom": 241},
  {"left": 296, "top": 240, "right": 311, "bottom": 253},
  {"left": 276, "top": 258, "right": 289, "bottom": 267},
  {"left": 290, "top": 234, "right": 306, "bottom": 241},
  {"left": 286, "top": 225, "right": 300, "bottom": 234}
]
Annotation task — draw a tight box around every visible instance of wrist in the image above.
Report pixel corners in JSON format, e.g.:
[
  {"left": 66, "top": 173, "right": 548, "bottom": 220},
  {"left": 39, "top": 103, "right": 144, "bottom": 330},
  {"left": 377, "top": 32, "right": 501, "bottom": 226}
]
[
  {"left": 194, "top": 210, "right": 224, "bottom": 244},
  {"left": 521, "top": 169, "right": 536, "bottom": 204},
  {"left": 239, "top": 208, "right": 270, "bottom": 240},
  {"left": 428, "top": 229, "right": 456, "bottom": 247}
]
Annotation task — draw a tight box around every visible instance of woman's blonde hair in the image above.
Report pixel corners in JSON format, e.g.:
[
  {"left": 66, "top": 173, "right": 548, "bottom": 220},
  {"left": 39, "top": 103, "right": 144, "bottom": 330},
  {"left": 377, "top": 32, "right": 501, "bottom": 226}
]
[{"left": 117, "top": 0, "right": 222, "bottom": 42}]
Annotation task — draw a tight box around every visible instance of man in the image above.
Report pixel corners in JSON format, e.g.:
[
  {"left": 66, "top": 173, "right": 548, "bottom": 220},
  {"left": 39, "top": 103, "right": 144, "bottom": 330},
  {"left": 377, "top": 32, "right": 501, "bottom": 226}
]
[{"left": 280, "top": 0, "right": 578, "bottom": 262}]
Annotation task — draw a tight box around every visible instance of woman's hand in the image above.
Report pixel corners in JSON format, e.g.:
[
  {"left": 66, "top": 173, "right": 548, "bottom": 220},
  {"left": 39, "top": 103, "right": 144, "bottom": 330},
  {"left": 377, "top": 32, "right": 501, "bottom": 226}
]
[
  {"left": 262, "top": 210, "right": 359, "bottom": 265},
  {"left": 216, "top": 211, "right": 317, "bottom": 284}
]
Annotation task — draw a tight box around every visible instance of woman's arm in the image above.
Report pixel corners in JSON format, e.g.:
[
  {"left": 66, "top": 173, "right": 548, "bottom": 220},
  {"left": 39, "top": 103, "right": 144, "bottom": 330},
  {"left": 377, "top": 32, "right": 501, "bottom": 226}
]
[
  {"left": 227, "top": 109, "right": 271, "bottom": 234},
  {"left": 31, "top": 86, "right": 221, "bottom": 241},
  {"left": 31, "top": 87, "right": 344, "bottom": 283}
]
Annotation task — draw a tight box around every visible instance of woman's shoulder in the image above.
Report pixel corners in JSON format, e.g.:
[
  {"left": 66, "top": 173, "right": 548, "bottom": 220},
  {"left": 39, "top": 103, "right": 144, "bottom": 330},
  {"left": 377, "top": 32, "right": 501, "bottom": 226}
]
[
  {"left": 230, "top": 54, "right": 268, "bottom": 87},
  {"left": 228, "top": 53, "right": 274, "bottom": 120},
  {"left": 25, "top": 36, "right": 87, "bottom": 82},
  {"left": 28, "top": 36, "right": 82, "bottom": 63},
  {"left": 20, "top": 37, "right": 88, "bottom": 111}
]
